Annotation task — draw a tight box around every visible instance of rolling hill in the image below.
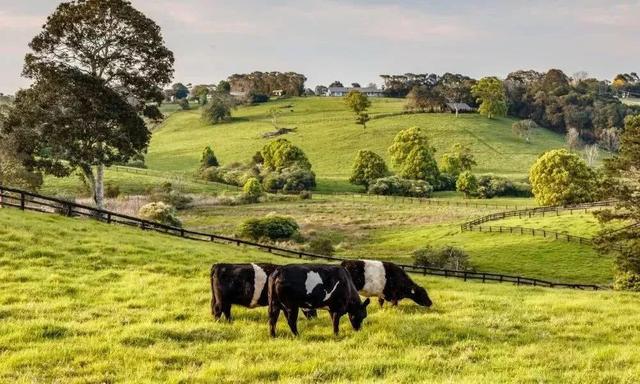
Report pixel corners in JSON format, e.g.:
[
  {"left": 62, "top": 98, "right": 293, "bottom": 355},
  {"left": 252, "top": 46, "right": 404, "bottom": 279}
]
[
  {"left": 146, "top": 97, "right": 568, "bottom": 192},
  {"left": 0, "top": 208, "right": 638, "bottom": 383}
]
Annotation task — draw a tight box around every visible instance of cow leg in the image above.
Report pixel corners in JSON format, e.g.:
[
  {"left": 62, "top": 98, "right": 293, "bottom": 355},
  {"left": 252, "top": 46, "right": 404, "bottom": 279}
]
[
  {"left": 222, "top": 303, "right": 232, "bottom": 321},
  {"left": 302, "top": 308, "right": 317, "bottom": 319},
  {"left": 378, "top": 297, "right": 385, "bottom": 308},
  {"left": 268, "top": 302, "right": 281, "bottom": 338},
  {"left": 331, "top": 312, "right": 342, "bottom": 336},
  {"left": 213, "top": 302, "right": 223, "bottom": 320},
  {"left": 286, "top": 306, "right": 300, "bottom": 336}
]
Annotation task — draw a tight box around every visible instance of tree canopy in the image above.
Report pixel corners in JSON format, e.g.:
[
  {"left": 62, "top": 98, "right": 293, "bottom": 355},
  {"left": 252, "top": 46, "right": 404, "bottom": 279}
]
[
  {"left": 344, "top": 90, "right": 371, "bottom": 129},
  {"left": 349, "top": 150, "right": 388, "bottom": 188},
  {"left": 388, "top": 127, "right": 439, "bottom": 185},
  {"left": 472, "top": 77, "right": 507, "bottom": 119}
]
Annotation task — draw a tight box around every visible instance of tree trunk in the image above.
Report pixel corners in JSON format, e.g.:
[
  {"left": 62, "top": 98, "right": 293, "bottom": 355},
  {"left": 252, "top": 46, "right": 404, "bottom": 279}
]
[
  {"left": 455, "top": 107, "right": 459, "bottom": 117},
  {"left": 95, "top": 164, "right": 105, "bottom": 209}
]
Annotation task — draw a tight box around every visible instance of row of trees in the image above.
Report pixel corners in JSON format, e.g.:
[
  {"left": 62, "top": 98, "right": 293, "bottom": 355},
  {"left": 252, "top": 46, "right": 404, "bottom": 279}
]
[
  {"left": 228, "top": 72, "right": 307, "bottom": 97},
  {"left": 0, "top": 0, "right": 174, "bottom": 209}
]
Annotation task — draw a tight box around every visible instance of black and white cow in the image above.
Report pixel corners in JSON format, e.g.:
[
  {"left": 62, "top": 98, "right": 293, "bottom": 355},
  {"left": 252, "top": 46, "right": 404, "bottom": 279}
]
[
  {"left": 210, "top": 263, "right": 316, "bottom": 321},
  {"left": 341, "top": 259, "right": 432, "bottom": 308},
  {"left": 268, "top": 264, "right": 370, "bottom": 337}
]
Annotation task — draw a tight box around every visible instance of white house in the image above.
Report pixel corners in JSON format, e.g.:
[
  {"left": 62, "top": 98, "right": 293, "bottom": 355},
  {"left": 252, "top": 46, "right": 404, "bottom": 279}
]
[{"left": 326, "top": 86, "right": 384, "bottom": 97}]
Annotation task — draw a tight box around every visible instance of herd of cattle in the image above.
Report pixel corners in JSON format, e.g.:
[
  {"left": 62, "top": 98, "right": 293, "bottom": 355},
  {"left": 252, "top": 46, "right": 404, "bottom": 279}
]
[{"left": 210, "top": 260, "right": 433, "bottom": 337}]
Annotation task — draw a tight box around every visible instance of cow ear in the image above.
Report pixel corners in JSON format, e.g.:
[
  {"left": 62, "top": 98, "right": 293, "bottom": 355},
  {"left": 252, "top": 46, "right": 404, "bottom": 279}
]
[{"left": 363, "top": 298, "right": 370, "bottom": 307}]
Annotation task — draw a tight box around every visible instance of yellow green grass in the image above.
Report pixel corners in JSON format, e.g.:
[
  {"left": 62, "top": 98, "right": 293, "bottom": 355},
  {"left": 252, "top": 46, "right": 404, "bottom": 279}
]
[
  {"left": 146, "top": 97, "right": 567, "bottom": 192},
  {"left": 0, "top": 209, "right": 638, "bottom": 383}
]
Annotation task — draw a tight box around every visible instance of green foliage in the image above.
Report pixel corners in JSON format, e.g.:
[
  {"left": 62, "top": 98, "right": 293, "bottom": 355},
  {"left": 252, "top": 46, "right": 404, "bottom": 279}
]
[
  {"left": 172, "top": 83, "right": 189, "bottom": 100},
  {"left": 413, "top": 245, "right": 472, "bottom": 270},
  {"left": 200, "top": 146, "right": 219, "bottom": 168},
  {"left": 245, "top": 90, "right": 270, "bottom": 105},
  {"left": 201, "top": 163, "right": 259, "bottom": 187},
  {"left": 262, "top": 166, "right": 316, "bottom": 193},
  {"left": 0, "top": 120, "right": 43, "bottom": 191},
  {"left": 476, "top": 175, "right": 532, "bottom": 199},
  {"left": 529, "top": 149, "right": 599, "bottom": 206},
  {"left": 202, "top": 93, "right": 234, "bottom": 124},
  {"left": 405, "top": 85, "right": 445, "bottom": 112},
  {"left": 178, "top": 98, "right": 190, "bottom": 110},
  {"left": 368, "top": 176, "right": 433, "bottom": 197},
  {"left": 217, "top": 80, "right": 231, "bottom": 94},
  {"left": 349, "top": 150, "right": 388, "bottom": 188},
  {"left": 242, "top": 177, "right": 263, "bottom": 203},
  {"left": 440, "top": 143, "right": 476, "bottom": 176},
  {"left": 138, "top": 201, "right": 182, "bottom": 227},
  {"left": 104, "top": 183, "right": 121, "bottom": 199},
  {"left": 261, "top": 139, "right": 311, "bottom": 172},
  {"left": 344, "top": 90, "right": 371, "bottom": 129},
  {"left": 456, "top": 171, "right": 478, "bottom": 198},
  {"left": 307, "top": 237, "right": 335, "bottom": 256},
  {"left": 472, "top": 77, "right": 507, "bottom": 119},
  {"left": 147, "top": 182, "right": 193, "bottom": 210},
  {"left": 239, "top": 215, "right": 299, "bottom": 241},
  {"left": 613, "top": 272, "right": 640, "bottom": 291},
  {"left": 388, "top": 127, "right": 439, "bottom": 185},
  {"left": 511, "top": 119, "right": 538, "bottom": 143}
]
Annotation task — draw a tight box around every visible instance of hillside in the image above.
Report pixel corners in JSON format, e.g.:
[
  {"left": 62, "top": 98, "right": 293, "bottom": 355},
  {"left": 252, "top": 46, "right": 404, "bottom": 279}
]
[
  {"left": 0, "top": 209, "right": 638, "bottom": 383},
  {"left": 146, "top": 97, "right": 568, "bottom": 192}
]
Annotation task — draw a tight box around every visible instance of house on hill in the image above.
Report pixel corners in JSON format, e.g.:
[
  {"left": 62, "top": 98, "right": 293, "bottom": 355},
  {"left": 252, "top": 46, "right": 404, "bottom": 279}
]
[{"left": 326, "top": 86, "right": 384, "bottom": 97}]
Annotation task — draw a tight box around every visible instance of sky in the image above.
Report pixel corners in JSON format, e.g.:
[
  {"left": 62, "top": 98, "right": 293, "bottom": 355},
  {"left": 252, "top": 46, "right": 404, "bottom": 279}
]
[{"left": 0, "top": 0, "right": 638, "bottom": 94}]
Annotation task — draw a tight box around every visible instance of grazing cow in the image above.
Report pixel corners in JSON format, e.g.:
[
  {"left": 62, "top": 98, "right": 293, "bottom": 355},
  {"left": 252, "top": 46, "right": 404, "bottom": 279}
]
[
  {"left": 210, "top": 263, "right": 316, "bottom": 321},
  {"left": 341, "top": 259, "right": 432, "bottom": 308},
  {"left": 268, "top": 264, "right": 370, "bottom": 337}
]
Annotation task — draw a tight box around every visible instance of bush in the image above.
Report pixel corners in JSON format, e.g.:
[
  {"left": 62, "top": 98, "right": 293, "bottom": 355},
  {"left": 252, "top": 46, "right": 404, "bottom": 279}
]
[
  {"left": 368, "top": 176, "right": 433, "bottom": 198},
  {"left": 307, "top": 237, "right": 335, "bottom": 256},
  {"left": 201, "top": 163, "right": 259, "bottom": 187},
  {"left": 201, "top": 93, "right": 234, "bottom": 123},
  {"left": 349, "top": 150, "right": 388, "bottom": 188},
  {"left": 239, "top": 216, "right": 299, "bottom": 241},
  {"left": 613, "top": 272, "right": 640, "bottom": 291},
  {"left": 529, "top": 149, "right": 599, "bottom": 205},
  {"left": 435, "top": 173, "right": 457, "bottom": 191},
  {"left": 299, "top": 190, "right": 312, "bottom": 200},
  {"left": 105, "top": 183, "right": 120, "bottom": 199},
  {"left": 139, "top": 202, "right": 182, "bottom": 227},
  {"left": 456, "top": 171, "right": 478, "bottom": 198},
  {"left": 413, "top": 246, "right": 471, "bottom": 270},
  {"left": 262, "top": 166, "right": 316, "bottom": 193},
  {"left": 261, "top": 139, "right": 311, "bottom": 171},
  {"left": 440, "top": 143, "right": 476, "bottom": 176},
  {"left": 147, "top": 183, "right": 193, "bottom": 210},
  {"left": 178, "top": 98, "right": 190, "bottom": 110},
  {"left": 388, "top": 127, "right": 440, "bottom": 185},
  {"left": 201, "top": 146, "right": 219, "bottom": 168},
  {"left": 245, "top": 91, "right": 270, "bottom": 104},
  {"left": 242, "top": 177, "right": 263, "bottom": 203}
]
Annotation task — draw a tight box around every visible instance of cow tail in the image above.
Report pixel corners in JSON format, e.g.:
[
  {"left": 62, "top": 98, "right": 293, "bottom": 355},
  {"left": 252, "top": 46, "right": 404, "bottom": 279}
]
[{"left": 210, "top": 264, "right": 218, "bottom": 315}]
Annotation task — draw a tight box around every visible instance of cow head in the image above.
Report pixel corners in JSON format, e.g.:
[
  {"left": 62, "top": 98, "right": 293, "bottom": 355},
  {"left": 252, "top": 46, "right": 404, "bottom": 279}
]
[
  {"left": 348, "top": 298, "right": 370, "bottom": 331},
  {"left": 410, "top": 285, "right": 432, "bottom": 307}
]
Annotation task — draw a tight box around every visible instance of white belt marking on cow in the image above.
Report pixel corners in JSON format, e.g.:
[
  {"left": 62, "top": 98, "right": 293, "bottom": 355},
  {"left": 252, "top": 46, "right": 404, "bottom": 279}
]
[
  {"left": 361, "top": 260, "right": 386, "bottom": 297},
  {"left": 250, "top": 263, "right": 267, "bottom": 307},
  {"left": 305, "top": 271, "right": 340, "bottom": 302}
]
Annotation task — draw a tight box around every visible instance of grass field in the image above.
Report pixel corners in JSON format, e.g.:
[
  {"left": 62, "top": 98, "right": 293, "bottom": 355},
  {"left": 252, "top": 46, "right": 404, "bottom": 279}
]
[
  {"left": 145, "top": 97, "right": 568, "bottom": 192},
  {"left": 622, "top": 97, "right": 640, "bottom": 106},
  {"left": 1, "top": 209, "right": 639, "bottom": 383}
]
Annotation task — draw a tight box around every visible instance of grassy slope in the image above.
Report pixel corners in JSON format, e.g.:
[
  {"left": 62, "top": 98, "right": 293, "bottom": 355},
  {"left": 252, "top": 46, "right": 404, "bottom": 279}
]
[
  {"left": 1, "top": 209, "right": 639, "bottom": 383},
  {"left": 179, "top": 195, "right": 612, "bottom": 284},
  {"left": 146, "top": 97, "right": 567, "bottom": 192}
]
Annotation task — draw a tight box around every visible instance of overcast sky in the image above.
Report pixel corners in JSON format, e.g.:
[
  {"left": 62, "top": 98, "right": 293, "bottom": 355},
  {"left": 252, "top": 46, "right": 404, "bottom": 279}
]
[{"left": 0, "top": 0, "right": 638, "bottom": 94}]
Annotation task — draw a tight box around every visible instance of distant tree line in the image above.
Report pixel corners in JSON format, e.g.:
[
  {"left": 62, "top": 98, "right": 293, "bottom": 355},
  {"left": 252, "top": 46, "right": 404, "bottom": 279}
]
[{"left": 227, "top": 71, "right": 307, "bottom": 97}]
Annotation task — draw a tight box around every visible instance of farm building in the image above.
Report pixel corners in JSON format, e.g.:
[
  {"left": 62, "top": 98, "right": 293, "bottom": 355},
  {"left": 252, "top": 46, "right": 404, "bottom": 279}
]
[{"left": 326, "top": 86, "right": 384, "bottom": 97}]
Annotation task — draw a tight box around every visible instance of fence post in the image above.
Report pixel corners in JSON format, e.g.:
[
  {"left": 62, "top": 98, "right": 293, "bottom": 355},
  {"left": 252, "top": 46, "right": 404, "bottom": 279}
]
[
  {"left": 516, "top": 276, "right": 521, "bottom": 286},
  {"left": 482, "top": 273, "right": 486, "bottom": 283},
  {"left": 20, "top": 192, "right": 25, "bottom": 210},
  {"left": 180, "top": 228, "right": 185, "bottom": 237},
  {"left": 107, "top": 213, "right": 111, "bottom": 224},
  {"left": 463, "top": 271, "right": 467, "bottom": 281}
]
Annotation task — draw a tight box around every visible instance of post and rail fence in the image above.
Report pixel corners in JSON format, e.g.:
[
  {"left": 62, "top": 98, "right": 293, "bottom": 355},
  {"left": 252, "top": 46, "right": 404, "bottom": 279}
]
[{"left": 0, "top": 185, "right": 604, "bottom": 291}]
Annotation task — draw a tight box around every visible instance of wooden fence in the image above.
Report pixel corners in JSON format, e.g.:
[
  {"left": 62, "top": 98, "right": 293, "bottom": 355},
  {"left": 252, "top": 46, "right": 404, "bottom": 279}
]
[{"left": 0, "top": 185, "right": 603, "bottom": 290}]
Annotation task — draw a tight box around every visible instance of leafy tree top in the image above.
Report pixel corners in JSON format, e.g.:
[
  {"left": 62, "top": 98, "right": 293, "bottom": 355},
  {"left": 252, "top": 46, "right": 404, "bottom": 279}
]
[
  {"left": 261, "top": 139, "right": 311, "bottom": 172},
  {"left": 344, "top": 90, "right": 371, "bottom": 114},
  {"left": 349, "top": 150, "right": 388, "bottom": 187},
  {"left": 471, "top": 77, "right": 507, "bottom": 119},
  {"left": 388, "top": 127, "right": 434, "bottom": 167},
  {"left": 24, "top": 0, "right": 174, "bottom": 107}
]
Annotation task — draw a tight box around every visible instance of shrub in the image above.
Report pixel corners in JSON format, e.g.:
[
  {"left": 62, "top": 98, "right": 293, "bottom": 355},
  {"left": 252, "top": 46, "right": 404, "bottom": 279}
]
[
  {"left": 201, "top": 146, "right": 219, "bottom": 168},
  {"left": 245, "top": 90, "right": 270, "bottom": 104},
  {"left": 529, "top": 149, "right": 599, "bottom": 206},
  {"left": 613, "top": 272, "right": 640, "bottom": 291},
  {"left": 178, "top": 98, "right": 190, "bottom": 110},
  {"left": 201, "top": 163, "right": 259, "bottom": 187},
  {"left": 238, "top": 216, "right": 299, "bottom": 241},
  {"left": 261, "top": 139, "right": 311, "bottom": 171},
  {"left": 242, "top": 177, "right": 263, "bottom": 203},
  {"left": 147, "top": 183, "right": 193, "bottom": 210},
  {"left": 388, "top": 127, "right": 439, "bottom": 185},
  {"left": 201, "top": 93, "right": 234, "bottom": 123},
  {"left": 456, "top": 171, "right": 478, "bottom": 198},
  {"left": 435, "top": 172, "right": 457, "bottom": 191},
  {"left": 307, "top": 237, "right": 335, "bottom": 256},
  {"left": 368, "top": 176, "right": 433, "bottom": 198},
  {"left": 440, "top": 143, "right": 476, "bottom": 176},
  {"left": 139, "top": 202, "right": 182, "bottom": 227},
  {"left": 105, "top": 183, "right": 121, "bottom": 199},
  {"left": 349, "top": 150, "right": 388, "bottom": 188},
  {"left": 262, "top": 166, "right": 316, "bottom": 193},
  {"left": 413, "top": 246, "right": 471, "bottom": 271},
  {"left": 299, "top": 190, "right": 312, "bottom": 200}
]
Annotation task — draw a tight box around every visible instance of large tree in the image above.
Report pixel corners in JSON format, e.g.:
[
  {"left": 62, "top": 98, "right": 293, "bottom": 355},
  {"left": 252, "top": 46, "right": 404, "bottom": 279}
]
[
  {"left": 349, "top": 150, "right": 388, "bottom": 188},
  {"left": 388, "top": 127, "right": 439, "bottom": 185},
  {"left": 595, "top": 115, "right": 640, "bottom": 290},
  {"left": 472, "top": 77, "right": 507, "bottom": 119},
  {"left": 436, "top": 73, "right": 477, "bottom": 117},
  {"left": 344, "top": 90, "right": 371, "bottom": 129},
  {"left": 4, "top": 68, "right": 148, "bottom": 203},
  {"left": 19, "top": 0, "right": 174, "bottom": 208}
]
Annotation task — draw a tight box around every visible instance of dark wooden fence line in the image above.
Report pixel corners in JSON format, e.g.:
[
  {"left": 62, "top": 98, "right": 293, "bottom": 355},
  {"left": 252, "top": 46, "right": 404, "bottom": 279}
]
[{"left": 0, "top": 186, "right": 603, "bottom": 291}]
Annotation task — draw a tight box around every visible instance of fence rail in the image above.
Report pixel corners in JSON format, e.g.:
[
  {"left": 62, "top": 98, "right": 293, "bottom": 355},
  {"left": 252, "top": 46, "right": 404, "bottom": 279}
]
[
  {"left": 0, "top": 185, "right": 603, "bottom": 291},
  {"left": 111, "top": 165, "right": 242, "bottom": 191}
]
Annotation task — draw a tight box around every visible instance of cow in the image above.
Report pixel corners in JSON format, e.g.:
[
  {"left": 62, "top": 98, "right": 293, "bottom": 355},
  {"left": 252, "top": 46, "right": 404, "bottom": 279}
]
[
  {"left": 210, "top": 263, "right": 316, "bottom": 321},
  {"left": 340, "top": 259, "right": 432, "bottom": 308},
  {"left": 268, "top": 264, "right": 370, "bottom": 337}
]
